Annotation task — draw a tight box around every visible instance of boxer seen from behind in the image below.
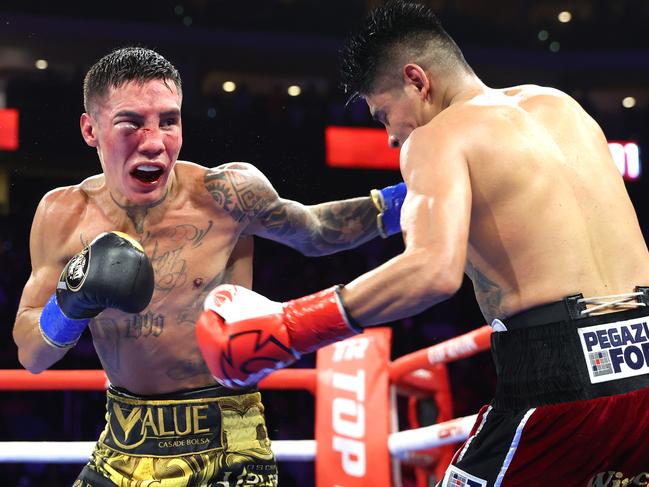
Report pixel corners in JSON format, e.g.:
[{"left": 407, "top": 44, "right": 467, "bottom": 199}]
[
  {"left": 197, "top": 3, "right": 649, "bottom": 486},
  {"left": 12, "top": 47, "right": 406, "bottom": 487}
]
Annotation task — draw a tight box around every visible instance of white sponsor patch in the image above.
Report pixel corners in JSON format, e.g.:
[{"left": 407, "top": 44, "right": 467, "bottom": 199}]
[
  {"left": 443, "top": 466, "right": 487, "bottom": 487},
  {"left": 578, "top": 316, "right": 649, "bottom": 384}
]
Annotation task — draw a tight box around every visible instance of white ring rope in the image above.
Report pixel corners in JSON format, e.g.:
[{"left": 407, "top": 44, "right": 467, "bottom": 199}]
[
  {"left": 0, "top": 440, "right": 317, "bottom": 464},
  {"left": 388, "top": 414, "right": 477, "bottom": 459},
  {"left": 0, "top": 415, "right": 476, "bottom": 463}
]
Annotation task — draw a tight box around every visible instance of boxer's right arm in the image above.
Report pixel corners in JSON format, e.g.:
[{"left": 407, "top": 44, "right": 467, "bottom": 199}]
[
  {"left": 14, "top": 268, "right": 69, "bottom": 373},
  {"left": 14, "top": 190, "right": 77, "bottom": 372},
  {"left": 13, "top": 191, "right": 155, "bottom": 373}
]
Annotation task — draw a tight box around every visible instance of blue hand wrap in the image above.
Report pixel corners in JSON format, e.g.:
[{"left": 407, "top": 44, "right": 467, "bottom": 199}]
[
  {"left": 39, "top": 293, "right": 90, "bottom": 348},
  {"left": 377, "top": 182, "right": 407, "bottom": 237}
]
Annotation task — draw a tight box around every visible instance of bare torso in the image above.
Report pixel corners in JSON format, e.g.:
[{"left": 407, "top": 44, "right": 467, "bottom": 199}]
[
  {"left": 55, "top": 162, "right": 249, "bottom": 394},
  {"left": 16, "top": 156, "right": 380, "bottom": 392},
  {"left": 453, "top": 85, "right": 649, "bottom": 321}
]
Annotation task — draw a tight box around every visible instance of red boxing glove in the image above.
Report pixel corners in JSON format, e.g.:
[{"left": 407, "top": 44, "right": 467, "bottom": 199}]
[{"left": 195, "top": 284, "right": 361, "bottom": 388}]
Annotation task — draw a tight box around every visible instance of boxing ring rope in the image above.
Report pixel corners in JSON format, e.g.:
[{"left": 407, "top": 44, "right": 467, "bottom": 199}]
[
  {"left": 389, "top": 326, "right": 492, "bottom": 383},
  {"left": 0, "top": 416, "right": 479, "bottom": 463},
  {"left": 0, "top": 368, "right": 317, "bottom": 394},
  {"left": 0, "top": 326, "right": 492, "bottom": 476},
  {"left": 0, "top": 440, "right": 319, "bottom": 463}
]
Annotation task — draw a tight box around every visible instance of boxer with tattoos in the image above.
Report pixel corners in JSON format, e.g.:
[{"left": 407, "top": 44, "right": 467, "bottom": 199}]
[{"left": 12, "top": 47, "right": 406, "bottom": 487}]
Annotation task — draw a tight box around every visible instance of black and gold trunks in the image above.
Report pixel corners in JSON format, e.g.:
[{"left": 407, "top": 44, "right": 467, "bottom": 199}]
[{"left": 73, "top": 384, "right": 278, "bottom": 487}]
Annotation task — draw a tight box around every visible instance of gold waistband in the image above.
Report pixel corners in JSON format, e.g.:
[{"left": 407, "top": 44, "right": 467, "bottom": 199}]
[{"left": 99, "top": 388, "right": 263, "bottom": 457}]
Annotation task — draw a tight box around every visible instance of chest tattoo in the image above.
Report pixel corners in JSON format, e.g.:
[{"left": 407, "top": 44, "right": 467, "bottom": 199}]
[
  {"left": 138, "top": 222, "right": 214, "bottom": 301},
  {"left": 124, "top": 312, "right": 165, "bottom": 339}
]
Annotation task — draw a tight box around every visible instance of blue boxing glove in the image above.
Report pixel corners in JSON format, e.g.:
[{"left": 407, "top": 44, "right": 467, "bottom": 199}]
[{"left": 371, "top": 182, "right": 407, "bottom": 238}]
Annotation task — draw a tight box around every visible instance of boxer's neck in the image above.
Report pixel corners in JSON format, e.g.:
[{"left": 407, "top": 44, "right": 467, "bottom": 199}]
[
  {"left": 108, "top": 171, "right": 179, "bottom": 234},
  {"left": 442, "top": 73, "right": 488, "bottom": 110}
]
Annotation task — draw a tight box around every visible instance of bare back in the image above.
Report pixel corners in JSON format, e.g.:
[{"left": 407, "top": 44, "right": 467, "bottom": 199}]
[{"left": 455, "top": 86, "right": 649, "bottom": 320}]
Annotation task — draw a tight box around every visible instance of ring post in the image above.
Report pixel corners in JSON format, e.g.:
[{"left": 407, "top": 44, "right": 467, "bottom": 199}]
[{"left": 314, "top": 328, "right": 393, "bottom": 487}]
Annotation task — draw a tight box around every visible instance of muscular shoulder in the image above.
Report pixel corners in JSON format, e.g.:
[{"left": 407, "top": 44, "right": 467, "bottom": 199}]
[
  {"left": 425, "top": 87, "right": 578, "bottom": 151},
  {"left": 31, "top": 185, "right": 90, "bottom": 265},
  {"left": 510, "top": 85, "right": 583, "bottom": 115},
  {"left": 203, "top": 162, "right": 278, "bottom": 223},
  {"left": 205, "top": 161, "right": 270, "bottom": 182},
  {"left": 403, "top": 107, "right": 470, "bottom": 163},
  {"left": 37, "top": 184, "right": 89, "bottom": 224},
  {"left": 448, "top": 85, "right": 572, "bottom": 123}
]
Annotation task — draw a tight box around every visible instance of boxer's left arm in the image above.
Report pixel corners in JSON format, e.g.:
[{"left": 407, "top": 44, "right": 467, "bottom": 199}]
[
  {"left": 340, "top": 126, "right": 471, "bottom": 325},
  {"left": 204, "top": 163, "right": 405, "bottom": 256}
]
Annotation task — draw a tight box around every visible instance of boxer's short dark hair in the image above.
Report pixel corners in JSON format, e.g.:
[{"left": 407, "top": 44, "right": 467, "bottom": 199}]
[
  {"left": 340, "top": 1, "right": 470, "bottom": 102},
  {"left": 83, "top": 47, "right": 182, "bottom": 113}
]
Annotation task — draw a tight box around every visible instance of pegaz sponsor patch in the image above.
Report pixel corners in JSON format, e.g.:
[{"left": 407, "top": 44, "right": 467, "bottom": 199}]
[{"left": 578, "top": 316, "right": 649, "bottom": 384}]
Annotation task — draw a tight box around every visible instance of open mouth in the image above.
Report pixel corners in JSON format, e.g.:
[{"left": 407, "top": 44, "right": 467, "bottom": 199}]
[{"left": 130, "top": 165, "right": 164, "bottom": 184}]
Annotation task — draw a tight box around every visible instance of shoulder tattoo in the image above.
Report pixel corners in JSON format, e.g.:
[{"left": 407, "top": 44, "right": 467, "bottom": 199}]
[{"left": 204, "top": 164, "right": 276, "bottom": 223}]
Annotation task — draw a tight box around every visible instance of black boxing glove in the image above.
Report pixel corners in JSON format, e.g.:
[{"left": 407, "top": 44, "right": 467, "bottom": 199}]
[{"left": 39, "top": 231, "right": 154, "bottom": 348}]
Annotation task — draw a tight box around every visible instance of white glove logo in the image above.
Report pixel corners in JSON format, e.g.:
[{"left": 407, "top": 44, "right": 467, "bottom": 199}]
[
  {"left": 63, "top": 246, "right": 90, "bottom": 292},
  {"left": 203, "top": 284, "right": 283, "bottom": 323}
]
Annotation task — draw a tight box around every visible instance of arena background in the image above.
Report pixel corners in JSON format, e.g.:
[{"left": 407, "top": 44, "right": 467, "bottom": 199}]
[{"left": 0, "top": 1, "right": 647, "bottom": 485}]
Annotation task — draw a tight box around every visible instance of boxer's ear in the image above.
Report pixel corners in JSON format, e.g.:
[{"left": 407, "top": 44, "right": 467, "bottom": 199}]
[
  {"left": 80, "top": 113, "right": 98, "bottom": 148},
  {"left": 403, "top": 63, "right": 431, "bottom": 101}
]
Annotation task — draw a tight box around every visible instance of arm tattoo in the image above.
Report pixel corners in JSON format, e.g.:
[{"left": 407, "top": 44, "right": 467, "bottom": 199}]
[
  {"left": 205, "top": 163, "right": 380, "bottom": 255},
  {"left": 466, "top": 260, "right": 503, "bottom": 322},
  {"left": 259, "top": 198, "right": 379, "bottom": 256},
  {"left": 204, "top": 164, "right": 274, "bottom": 223},
  {"left": 312, "top": 198, "right": 379, "bottom": 248}
]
